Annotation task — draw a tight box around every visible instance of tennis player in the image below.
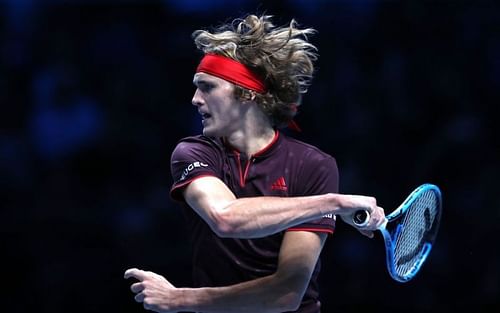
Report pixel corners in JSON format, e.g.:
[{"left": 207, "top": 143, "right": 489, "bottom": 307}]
[{"left": 125, "top": 14, "right": 385, "bottom": 313}]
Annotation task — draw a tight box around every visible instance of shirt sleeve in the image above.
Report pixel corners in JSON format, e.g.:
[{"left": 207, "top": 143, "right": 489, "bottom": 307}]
[
  {"left": 170, "top": 137, "right": 221, "bottom": 202},
  {"left": 287, "top": 152, "right": 339, "bottom": 234}
]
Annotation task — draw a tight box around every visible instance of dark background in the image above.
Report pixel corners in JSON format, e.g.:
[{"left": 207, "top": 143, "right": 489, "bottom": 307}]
[{"left": 2, "top": 0, "right": 498, "bottom": 312}]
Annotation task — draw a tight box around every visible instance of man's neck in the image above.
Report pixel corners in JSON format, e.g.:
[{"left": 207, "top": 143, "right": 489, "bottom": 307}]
[{"left": 224, "top": 127, "right": 276, "bottom": 158}]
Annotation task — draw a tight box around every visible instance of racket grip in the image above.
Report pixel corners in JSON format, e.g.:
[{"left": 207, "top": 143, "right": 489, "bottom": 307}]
[{"left": 353, "top": 210, "right": 370, "bottom": 227}]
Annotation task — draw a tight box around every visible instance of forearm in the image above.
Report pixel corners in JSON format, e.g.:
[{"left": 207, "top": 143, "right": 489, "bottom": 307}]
[
  {"left": 215, "top": 193, "right": 340, "bottom": 238},
  {"left": 175, "top": 273, "right": 303, "bottom": 313},
  {"left": 185, "top": 177, "right": 381, "bottom": 238},
  {"left": 124, "top": 232, "right": 327, "bottom": 313}
]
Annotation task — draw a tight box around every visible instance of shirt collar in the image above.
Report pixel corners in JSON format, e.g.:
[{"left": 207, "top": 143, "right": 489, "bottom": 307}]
[{"left": 221, "top": 130, "right": 281, "bottom": 159}]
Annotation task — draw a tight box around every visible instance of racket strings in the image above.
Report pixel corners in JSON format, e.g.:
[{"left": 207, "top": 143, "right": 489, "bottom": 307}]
[{"left": 393, "top": 190, "right": 439, "bottom": 277}]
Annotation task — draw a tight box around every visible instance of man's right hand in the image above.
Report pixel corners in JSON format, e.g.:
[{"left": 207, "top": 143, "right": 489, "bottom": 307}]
[{"left": 336, "top": 194, "right": 387, "bottom": 238}]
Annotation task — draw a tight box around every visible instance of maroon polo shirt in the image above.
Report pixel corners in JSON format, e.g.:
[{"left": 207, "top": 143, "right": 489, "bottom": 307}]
[{"left": 170, "top": 131, "right": 339, "bottom": 313}]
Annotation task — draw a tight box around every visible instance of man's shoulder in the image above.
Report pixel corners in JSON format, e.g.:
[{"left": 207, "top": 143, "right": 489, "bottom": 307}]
[
  {"left": 172, "top": 135, "right": 224, "bottom": 158},
  {"left": 175, "top": 135, "right": 222, "bottom": 150},
  {"left": 281, "top": 134, "right": 335, "bottom": 162}
]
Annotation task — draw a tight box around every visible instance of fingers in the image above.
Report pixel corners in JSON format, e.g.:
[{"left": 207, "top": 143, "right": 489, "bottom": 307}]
[
  {"left": 134, "top": 292, "right": 153, "bottom": 313},
  {"left": 135, "top": 292, "right": 156, "bottom": 312},
  {"left": 340, "top": 195, "right": 385, "bottom": 229},
  {"left": 372, "top": 206, "right": 386, "bottom": 229},
  {"left": 350, "top": 202, "right": 385, "bottom": 234},
  {"left": 362, "top": 204, "right": 384, "bottom": 229},
  {"left": 131, "top": 282, "right": 145, "bottom": 293},
  {"left": 134, "top": 292, "right": 145, "bottom": 303},
  {"left": 125, "top": 268, "right": 165, "bottom": 312},
  {"left": 124, "top": 268, "right": 147, "bottom": 280}
]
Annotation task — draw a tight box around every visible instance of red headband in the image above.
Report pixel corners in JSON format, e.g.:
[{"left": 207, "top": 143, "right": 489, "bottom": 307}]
[{"left": 196, "top": 54, "right": 267, "bottom": 94}]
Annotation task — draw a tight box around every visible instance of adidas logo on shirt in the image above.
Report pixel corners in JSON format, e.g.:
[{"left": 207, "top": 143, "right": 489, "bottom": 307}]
[{"left": 271, "top": 176, "right": 287, "bottom": 191}]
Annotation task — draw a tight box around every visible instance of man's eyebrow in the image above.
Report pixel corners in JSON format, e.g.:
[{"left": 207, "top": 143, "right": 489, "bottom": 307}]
[{"left": 193, "top": 77, "right": 214, "bottom": 86}]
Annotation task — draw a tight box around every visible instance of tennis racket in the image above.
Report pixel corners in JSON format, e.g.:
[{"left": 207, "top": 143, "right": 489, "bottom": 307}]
[{"left": 353, "top": 183, "right": 442, "bottom": 282}]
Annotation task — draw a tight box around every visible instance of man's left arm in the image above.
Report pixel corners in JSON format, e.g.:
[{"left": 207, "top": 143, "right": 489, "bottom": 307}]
[{"left": 124, "top": 231, "right": 328, "bottom": 313}]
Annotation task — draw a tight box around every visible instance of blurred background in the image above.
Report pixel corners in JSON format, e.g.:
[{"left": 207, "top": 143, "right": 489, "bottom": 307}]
[{"left": 1, "top": 0, "right": 498, "bottom": 312}]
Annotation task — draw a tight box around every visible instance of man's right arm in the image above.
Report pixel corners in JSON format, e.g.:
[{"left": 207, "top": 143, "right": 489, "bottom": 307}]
[{"left": 183, "top": 176, "right": 385, "bottom": 238}]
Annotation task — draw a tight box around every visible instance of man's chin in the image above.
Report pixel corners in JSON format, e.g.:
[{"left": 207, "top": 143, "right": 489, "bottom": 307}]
[
  {"left": 202, "top": 124, "right": 228, "bottom": 137},
  {"left": 202, "top": 128, "right": 217, "bottom": 137}
]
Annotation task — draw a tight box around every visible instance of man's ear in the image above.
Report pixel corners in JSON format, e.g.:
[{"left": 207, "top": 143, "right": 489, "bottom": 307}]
[
  {"left": 240, "top": 90, "right": 256, "bottom": 102},
  {"left": 249, "top": 91, "right": 256, "bottom": 101}
]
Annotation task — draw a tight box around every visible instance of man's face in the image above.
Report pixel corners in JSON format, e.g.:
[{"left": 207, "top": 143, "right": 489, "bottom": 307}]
[{"left": 192, "top": 73, "right": 243, "bottom": 137}]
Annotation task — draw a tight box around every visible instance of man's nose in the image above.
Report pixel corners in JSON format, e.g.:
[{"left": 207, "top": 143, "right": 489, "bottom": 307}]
[{"left": 192, "top": 89, "right": 203, "bottom": 107}]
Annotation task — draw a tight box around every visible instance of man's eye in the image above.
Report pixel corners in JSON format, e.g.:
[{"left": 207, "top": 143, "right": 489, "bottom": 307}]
[{"left": 199, "top": 83, "right": 214, "bottom": 92}]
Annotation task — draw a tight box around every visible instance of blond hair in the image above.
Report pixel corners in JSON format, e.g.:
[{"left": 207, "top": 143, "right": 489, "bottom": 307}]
[{"left": 193, "top": 14, "right": 318, "bottom": 128}]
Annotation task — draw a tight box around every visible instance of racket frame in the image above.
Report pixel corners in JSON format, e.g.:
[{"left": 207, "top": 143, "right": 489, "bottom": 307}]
[{"left": 354, "top": 183, "right": 442, "bottom": 282}]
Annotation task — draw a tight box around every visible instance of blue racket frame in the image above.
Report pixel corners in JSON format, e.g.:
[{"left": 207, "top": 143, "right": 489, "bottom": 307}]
[{"left": 380, "top": 183, "right": 442, "bottom": 282}]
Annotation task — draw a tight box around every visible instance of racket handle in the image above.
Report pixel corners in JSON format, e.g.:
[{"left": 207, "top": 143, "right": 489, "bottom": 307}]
[{"left": 353, "top": 210, "right": 370, "bottom": 227}]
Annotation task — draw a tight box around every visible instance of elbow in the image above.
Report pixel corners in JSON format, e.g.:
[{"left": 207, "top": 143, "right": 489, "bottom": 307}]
[
  {"left": 272, "top": 291, "right": 302, "bottom": 312},
  {"left": 270, "top": 280, "right": 304, "bottom": 311},
  {"left": 209, "top": 208, "right": 241, "bottom": 238},
  {"left": 274, "top": 293, "right": 302, "bottom": 312},
  {"left": 269, "top": 272, "right": 309, "bottom": 312}
]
